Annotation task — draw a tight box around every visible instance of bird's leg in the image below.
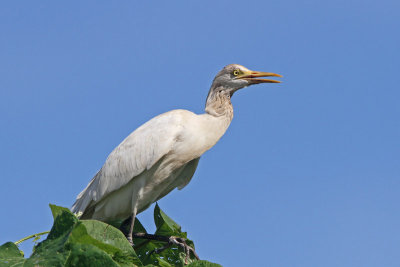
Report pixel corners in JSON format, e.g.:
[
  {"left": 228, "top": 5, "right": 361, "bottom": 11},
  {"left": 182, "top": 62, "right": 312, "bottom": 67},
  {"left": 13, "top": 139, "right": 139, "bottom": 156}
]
[
  {"left": 128, "top": 213, "right": 137, "bottom": 246},
  {"left": 120, "top": 213, "right": 136, "bottom": 246}
]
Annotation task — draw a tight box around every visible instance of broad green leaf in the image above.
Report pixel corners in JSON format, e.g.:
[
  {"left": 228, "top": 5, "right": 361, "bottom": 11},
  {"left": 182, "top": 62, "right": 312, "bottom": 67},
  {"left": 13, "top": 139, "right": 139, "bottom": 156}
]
[
  {"left": 156, "top": 257, "right": 173, "bottom": 267},
  {"left": 154, "top": 204, "right": 181, "bottom": 234},
  {"left": 49, "top": 204, "right": 73, "bottom": 220},
  {"left": 186, "top": 260, "right": 222, "bottom": 267},
  {"left": 0, "top": 242, "right": 25, "bottom": 267},
  {"left": 65, "top": 243, "right": 119, "bottom": 267},
  {"left": 115, "top": 216, "right": 149, "bottom": 248},
  {"left": 27, "top": 209, "right": 78, "bottom": 266},
  {"left": 69, "top": 220, "right": 133, "bottom": 254},
  {"left": 132, "top": 218, "right": 149, "bottom": 248},
  {"left": 26, "top": 245, "right": 68, "bottom": 266},
  {"left": 46, "top": 210, "right": 78, "bottom": 241},
  {"left": 28, "top": 205, "right": 142, "bottom": 266},
  {"left": 148, "top": 205, "right": 196, "bottom": 266},
  {"left": 2, "top": 204, "right": 221, "bottom": 266},
  {"left": 133, "top": 238, "right": 160, "bottom": 265},
  {"left": 66, "top": 220, "right": 142, "bottom": 266},
  {"left": 27, "top": 229, "right": 71, "bottom": 265}
]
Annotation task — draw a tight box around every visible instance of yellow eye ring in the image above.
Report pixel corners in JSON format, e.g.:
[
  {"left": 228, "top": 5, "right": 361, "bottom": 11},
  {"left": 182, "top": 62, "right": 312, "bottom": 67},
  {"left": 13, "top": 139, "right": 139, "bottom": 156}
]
[{"left": 233, "top": 70, "right": 240, "bottom": 76}]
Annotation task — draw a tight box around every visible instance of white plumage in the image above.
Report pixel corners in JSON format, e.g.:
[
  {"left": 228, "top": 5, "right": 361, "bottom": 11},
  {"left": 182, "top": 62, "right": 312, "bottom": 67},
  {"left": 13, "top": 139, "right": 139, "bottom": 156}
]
[
  {"left": 71, "top": 64, "right": 281, "bottom": 244},
  {"left": 71, "top": 109, "right": 231, "bottom": 221}
]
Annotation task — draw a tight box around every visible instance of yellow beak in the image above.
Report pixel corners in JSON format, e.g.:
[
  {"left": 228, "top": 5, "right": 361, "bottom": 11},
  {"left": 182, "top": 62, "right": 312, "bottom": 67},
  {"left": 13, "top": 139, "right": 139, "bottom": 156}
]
[{"left": 236, "top": 70, "right": 282, "bottom": 84}]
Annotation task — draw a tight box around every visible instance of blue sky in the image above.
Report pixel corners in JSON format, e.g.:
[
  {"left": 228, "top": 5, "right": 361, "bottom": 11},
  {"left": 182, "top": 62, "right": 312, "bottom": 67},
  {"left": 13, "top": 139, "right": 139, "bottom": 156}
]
[{"left": 1, "top": 1, "right": 399, "bottom": 266}]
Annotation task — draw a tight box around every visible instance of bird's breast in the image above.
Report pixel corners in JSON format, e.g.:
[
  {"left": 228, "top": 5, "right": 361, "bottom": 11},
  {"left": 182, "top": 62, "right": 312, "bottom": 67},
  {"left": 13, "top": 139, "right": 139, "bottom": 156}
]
[{"left": 171, "top": 113, "right": 232, "bottom": 161}]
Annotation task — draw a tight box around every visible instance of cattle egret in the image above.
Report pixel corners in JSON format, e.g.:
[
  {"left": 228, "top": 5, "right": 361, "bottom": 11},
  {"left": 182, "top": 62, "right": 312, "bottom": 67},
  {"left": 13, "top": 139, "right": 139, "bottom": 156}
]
[{"left": 71, "top": 64, "right": 282, "bottom": 249}]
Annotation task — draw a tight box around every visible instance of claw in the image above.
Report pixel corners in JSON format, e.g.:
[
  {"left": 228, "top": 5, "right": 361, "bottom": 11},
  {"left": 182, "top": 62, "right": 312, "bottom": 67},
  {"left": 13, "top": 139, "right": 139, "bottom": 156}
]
[
  {"left": 130, "top": 232, "right": 200, "bottom": 264},
  {"left": 126, "top": 234, "right": 134, "bottom": 247},
  {"left": 167, "top": 236, "right": 199, "bottom": 264}
]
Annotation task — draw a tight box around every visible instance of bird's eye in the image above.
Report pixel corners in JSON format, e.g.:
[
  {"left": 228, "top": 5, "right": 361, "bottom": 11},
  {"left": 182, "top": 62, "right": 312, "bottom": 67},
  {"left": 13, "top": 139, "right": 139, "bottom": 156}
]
[{"left": 233, "top": 70, "right": 240, "bottom": 76}]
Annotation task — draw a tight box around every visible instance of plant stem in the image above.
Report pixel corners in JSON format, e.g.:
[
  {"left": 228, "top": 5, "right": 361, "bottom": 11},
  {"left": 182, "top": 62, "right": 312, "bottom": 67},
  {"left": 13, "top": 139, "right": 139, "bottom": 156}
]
[{"left": 15, "top": 231, "right": 50, "bottom": 245}]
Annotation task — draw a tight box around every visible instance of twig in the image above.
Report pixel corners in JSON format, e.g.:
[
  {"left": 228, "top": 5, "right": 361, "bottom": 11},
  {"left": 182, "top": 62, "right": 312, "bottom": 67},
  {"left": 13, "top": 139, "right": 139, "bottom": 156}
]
[
  {"left": 15, "top": 231, "right": 50, "bottom": 245},
  {"left": 148, "top": 242, "right": 173, "bottom": 256},
  {"left": 132, "top": 232, "right": 200, "bottom": 261}
]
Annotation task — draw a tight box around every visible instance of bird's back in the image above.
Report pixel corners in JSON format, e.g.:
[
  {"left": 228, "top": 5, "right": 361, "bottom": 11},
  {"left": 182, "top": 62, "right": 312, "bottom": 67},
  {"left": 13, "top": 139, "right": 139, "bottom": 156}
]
[{"left": 71, "top": 109, "right": 200, "bottom": 221}]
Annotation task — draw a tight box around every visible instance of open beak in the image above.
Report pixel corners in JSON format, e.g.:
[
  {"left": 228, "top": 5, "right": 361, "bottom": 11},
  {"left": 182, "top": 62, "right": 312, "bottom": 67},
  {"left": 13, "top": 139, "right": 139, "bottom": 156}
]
[{"left": 236, "top": 70, "right": 282, "bottom": 84}]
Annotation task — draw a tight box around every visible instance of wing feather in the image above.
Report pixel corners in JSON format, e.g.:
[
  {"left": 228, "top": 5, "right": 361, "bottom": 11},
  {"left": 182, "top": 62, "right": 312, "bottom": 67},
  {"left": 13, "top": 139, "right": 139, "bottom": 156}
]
[{"left": 71, "top": 110, "right": 187, "bottom": 215}]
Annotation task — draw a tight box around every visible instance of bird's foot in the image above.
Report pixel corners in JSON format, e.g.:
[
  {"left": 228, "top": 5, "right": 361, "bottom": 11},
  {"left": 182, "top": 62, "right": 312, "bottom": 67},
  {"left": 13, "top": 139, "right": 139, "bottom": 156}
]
[
  {"left": 132, "top": 233, "right": 199, "bottom": 264},
  {"left": 166, "top": 236, "right": 199, "bottom": 264},
  {"left": 126, "top": 234, "right": 134, "bottom": 247}
]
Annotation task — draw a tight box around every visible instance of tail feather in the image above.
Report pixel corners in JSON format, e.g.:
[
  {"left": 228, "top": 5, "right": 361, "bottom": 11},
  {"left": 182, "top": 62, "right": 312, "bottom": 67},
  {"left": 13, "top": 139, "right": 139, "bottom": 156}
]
[{"left": 70, "top": 172, "right": 100, "bottom": 216}]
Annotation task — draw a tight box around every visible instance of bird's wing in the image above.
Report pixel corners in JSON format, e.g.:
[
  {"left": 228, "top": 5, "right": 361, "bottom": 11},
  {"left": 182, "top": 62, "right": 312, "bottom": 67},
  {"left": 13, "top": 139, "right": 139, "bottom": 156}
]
[
  {"left": 71, "top": 110, "right": 187, "bottom": 215},
  {"left": 176, "top": 157, "right": 200, "bottom": 190},
  {"left": 137, "top": 157, "right": 200, "bottom": 214}
]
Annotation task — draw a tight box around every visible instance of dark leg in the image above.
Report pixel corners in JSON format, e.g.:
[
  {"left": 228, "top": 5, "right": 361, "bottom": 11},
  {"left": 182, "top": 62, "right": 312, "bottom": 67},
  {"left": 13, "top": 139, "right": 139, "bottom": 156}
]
[{"left": 120, "top": 214, "right": 136, "bottom": 246}]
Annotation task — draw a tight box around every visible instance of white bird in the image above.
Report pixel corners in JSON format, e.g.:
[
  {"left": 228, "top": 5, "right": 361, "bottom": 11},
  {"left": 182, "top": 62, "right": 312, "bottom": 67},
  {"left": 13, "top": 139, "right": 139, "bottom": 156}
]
[{"left": 71, "top": 64, "right": 281, "bottom": 246}]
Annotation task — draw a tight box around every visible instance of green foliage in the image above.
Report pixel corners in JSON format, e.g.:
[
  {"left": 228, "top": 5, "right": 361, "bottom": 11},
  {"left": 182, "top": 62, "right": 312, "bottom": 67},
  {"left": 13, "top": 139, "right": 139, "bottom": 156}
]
[
  {"left": 0, "top": 204, "right": 221, "bottom": 267},
  {"left": 0, "top": 242, "right": 25, "bottom": 267}
]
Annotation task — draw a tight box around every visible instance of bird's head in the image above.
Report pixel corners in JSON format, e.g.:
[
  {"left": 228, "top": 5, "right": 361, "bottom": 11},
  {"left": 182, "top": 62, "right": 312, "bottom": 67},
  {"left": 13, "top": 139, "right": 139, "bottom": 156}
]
[{"left": 210, "top": 64, "right": 282, "bottom": 96}]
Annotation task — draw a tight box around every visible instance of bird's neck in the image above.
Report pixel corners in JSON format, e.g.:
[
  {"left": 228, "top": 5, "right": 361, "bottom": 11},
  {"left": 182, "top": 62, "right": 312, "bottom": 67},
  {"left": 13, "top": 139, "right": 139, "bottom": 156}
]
[
  {"left": 205, "top": 88, "right": 234, "bottom": 122},
  {"left": 192, "top": 88, "right": 233, "bottom": 154}
]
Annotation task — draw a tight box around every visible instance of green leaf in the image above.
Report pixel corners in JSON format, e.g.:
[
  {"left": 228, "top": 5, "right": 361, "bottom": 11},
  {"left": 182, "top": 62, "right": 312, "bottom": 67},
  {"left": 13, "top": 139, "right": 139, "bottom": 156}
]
[
  {"left": 49, "top": 204, "right": 73, "bottom": 220},
  {"left": 115, "top": 216, "right": 149, "bottom": 248},
  {"left": 2, "top": 204, "right": 221, "bottom": 266},
  {"left": 65, "top": 243, "right": 120, "bottom": 267},
  {"left": 66, "top": 220, "right": 142, "bottom": 266},
  {"left": 27, "top": 230, "right": 71, "bottom": 266},
  {"left": 186, "top": 260, "right": 223, "bottom": 267},
  {"left": 132, "top": 220, "right": 152, "bottom": 249},
  {"left": 155, "top": 257, "right": 173, "bottom": 267},
  {"left": 141, "top": 204, "right": 196, "bottom": 266},
  {"left": 154, "top": 204, "right": 181, "bottom": 234},
  {"left": 26, "top": 209, "right": 77, "bottom": 266},
  {"left": 0, "top": 242, "right": 26, "bottom": 267},
  {"left": 132, "top": 238, "right": 160, "bottom": 266},
  {"left": 46, "top": 210, "right": 78, "bottom": 241},
  {"left": 68, "top": 221, "right": 132, "bottom": 254},
  {"left": 27, "top": 205, "right": 143, "bottom": 266}
]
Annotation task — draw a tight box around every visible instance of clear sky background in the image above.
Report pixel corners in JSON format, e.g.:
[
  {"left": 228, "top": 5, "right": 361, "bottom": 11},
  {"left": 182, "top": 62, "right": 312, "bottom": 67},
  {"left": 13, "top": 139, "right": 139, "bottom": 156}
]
[{"left": 1, "top": 1, "right": 399, "bottom": 266}]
